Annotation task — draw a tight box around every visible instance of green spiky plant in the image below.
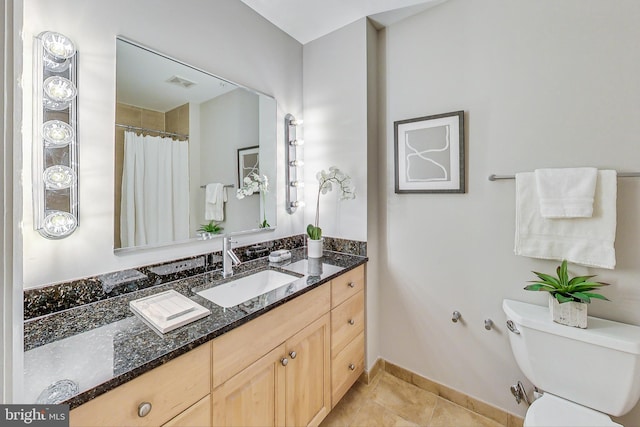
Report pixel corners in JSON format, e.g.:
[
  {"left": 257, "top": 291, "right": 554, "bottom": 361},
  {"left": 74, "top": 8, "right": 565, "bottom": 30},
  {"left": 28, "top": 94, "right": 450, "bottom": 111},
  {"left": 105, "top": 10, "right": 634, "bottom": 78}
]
[
  {"left": 198, "top": 220, "right": 223, "bottom": 234},
  {"left": 524, "top": 260, "right": 610, "bottom": 304}
]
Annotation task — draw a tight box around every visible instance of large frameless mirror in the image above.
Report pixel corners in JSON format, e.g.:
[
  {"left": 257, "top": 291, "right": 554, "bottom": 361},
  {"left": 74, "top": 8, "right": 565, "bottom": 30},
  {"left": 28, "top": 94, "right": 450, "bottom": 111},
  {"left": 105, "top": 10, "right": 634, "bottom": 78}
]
[{"left": 114, "top": 37, "right": 277, "bottom": 251}]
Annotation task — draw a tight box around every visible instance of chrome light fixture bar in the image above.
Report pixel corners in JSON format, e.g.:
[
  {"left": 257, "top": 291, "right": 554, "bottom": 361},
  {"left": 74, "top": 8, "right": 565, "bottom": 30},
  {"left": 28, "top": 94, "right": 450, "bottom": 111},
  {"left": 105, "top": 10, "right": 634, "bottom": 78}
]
[
  {"left": 33, "top": 31, "right": 79, "bottom": 239},
  {"left": 285, "top": 114, "right": 304, "bottom": 214}
]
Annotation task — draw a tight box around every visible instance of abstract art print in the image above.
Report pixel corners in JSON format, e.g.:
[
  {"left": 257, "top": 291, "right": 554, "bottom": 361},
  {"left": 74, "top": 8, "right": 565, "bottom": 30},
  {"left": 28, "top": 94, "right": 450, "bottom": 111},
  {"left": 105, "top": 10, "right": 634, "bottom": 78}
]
[
  {"left": 394, "top": 111, "right": 465, "bottom": 193},
  {"left": 237, "top": 145, "right": 259, "bottom": 188}
]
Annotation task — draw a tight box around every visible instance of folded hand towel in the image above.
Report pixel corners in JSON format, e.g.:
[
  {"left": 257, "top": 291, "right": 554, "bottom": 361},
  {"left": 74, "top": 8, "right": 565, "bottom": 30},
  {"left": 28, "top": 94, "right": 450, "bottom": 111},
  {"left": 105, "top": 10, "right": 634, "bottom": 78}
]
[
  {"left": 515, "top": 170, "right": 617, "bottom": 269},
  {"left": 535, "top": 167, "right": 597, "bottom": 218},
  {"left": 205, "top": 183, "right": 227, "bottom": 221}
]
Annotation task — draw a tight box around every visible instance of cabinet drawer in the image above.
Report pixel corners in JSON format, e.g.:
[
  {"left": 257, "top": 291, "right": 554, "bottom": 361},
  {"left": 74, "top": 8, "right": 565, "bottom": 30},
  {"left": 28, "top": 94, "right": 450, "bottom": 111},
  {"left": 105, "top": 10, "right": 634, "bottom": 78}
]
[
  {"left": 70, "top": 343, "right": 211, "bottom": 427},
  {"left": 331, "top": 291, "right": 364, "bottom": 355},
  {"left": 331, "top": 331, "right": 364, "bottom": 408},
  {"left": 331, "top": 266, "right": 365, "bottom": 308},
  {"left": 162, "top": 395, "right": 211, "bottom": 427},
  {"left": 212, "top": 283, "right": 330, "bottom": 388}
]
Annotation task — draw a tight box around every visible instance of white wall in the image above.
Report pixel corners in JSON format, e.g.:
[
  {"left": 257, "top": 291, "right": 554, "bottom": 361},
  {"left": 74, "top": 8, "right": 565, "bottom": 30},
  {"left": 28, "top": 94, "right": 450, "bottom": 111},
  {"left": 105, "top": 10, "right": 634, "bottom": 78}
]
[
  {"left": 21, "top": 0, "right": 304, "bottom": 288},
  {"left": 303, "top": 19, "right": 379, "bottom": 369},
  {"left": 379, "top": 0, "right": 640, "bottom": 422},
  {"left": 302, "top": 19, "right": 368, "bottom": 242}
]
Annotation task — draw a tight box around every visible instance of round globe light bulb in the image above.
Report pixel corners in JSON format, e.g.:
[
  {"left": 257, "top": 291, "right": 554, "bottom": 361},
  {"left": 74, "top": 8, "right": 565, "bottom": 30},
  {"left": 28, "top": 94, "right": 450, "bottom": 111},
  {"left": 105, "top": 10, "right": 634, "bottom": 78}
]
[
  {"left": 43, "top": 76, "right": 77, "bottom": 111},
  {"left": 43, "top": 165, "right": 76, "bottom": 190},
  {"left": 41, "top": 211, "right": 77, "bottom": 239},
  {"left": 42, "top": 120, "right": 74, "bottom": 147},
  {"left": 41, "top": 32, "right": 76, "bottom": 60}
]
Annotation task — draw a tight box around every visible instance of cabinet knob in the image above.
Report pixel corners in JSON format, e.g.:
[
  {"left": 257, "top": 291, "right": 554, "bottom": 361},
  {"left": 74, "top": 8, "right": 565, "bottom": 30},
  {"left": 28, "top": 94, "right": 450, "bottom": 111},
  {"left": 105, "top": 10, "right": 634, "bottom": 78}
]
[
  {"left": 349, "top": 364, "right": 356, "bottom": 371},
  {"left": 281, "top": 358, "right": 289, "bottom": 366},
  {"left": 138, "top": 402, "right": 152, "bottom": 418},
  {"left": 289, "top": 351, "right": 297, "bottom": 359},
  {"left": 348, "top": 319, "right": 355, "bottom": 325},
  {"left": 347, "top": 282, "right": 355, "bottom": 288}
]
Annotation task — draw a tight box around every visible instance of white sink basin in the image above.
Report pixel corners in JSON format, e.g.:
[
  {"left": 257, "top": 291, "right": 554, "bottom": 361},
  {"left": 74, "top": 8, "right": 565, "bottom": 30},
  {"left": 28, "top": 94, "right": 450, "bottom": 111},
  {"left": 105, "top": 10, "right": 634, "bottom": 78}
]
[{"left": 197, "top": 270, "right": 298, "bottom": 308}]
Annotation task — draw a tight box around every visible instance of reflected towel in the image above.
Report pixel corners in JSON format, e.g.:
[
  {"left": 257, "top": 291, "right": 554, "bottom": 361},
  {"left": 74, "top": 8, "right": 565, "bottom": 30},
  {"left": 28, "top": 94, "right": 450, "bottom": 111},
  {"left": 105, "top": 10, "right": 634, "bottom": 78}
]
[
  {"left": 515, "top": 170, "right": 617, "bottom": 269},
  {"left": 535, "top": 167, "right": 597, "bottom": 218},
  {"left": 205, "top": 183, "right": 227, "bottom": 221}
]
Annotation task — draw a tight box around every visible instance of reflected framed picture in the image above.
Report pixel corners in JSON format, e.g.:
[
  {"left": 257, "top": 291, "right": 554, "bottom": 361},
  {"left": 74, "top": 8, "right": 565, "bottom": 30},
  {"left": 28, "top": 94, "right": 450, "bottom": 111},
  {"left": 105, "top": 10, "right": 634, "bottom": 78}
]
[
  {"left": 237, "top": 145, "right": 259, "bottom": 188},
  {"left": 394, "top": 111, "right": 465, "bottom": 194}
]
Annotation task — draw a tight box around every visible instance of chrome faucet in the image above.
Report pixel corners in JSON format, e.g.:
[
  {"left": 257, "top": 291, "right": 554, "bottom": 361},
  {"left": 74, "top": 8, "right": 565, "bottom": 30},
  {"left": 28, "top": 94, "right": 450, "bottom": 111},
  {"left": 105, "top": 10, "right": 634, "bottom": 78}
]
[{"left": 222, "top": 236, "right": 241, "bottom": 278}]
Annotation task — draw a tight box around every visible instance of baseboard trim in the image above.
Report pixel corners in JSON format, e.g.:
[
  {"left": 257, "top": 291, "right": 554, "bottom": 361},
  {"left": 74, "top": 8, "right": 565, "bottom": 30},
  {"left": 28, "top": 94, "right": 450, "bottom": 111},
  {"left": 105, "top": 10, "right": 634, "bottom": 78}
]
[{"left": 362, "top": 358, "right": 524, "bottom": 427}]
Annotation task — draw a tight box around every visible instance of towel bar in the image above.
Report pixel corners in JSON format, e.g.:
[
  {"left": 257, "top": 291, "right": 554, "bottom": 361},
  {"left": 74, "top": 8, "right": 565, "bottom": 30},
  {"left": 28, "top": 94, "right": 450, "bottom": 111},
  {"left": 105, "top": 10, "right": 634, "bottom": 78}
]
[
  {"left": 199, "top": 184, "right": 235, "bottom": 188},
  {"left": 489, "top": 172, "right": 640, "bottom": 181}
]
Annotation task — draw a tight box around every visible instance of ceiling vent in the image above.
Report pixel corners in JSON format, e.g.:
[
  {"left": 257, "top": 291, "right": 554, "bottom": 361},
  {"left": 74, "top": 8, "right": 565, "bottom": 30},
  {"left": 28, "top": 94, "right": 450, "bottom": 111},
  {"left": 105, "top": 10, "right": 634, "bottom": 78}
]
[{"left": 166, "top": 75, "right": 197, "bottom": 89}]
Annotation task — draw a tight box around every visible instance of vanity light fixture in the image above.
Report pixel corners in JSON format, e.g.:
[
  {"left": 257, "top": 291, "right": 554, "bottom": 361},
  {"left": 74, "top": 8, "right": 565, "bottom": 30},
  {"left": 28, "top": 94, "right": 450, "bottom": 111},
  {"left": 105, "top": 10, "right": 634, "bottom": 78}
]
[
  {"left": 33, "top": 31, "right": 79, "bottom": 239},
  {"left": 285, "top": 114, "right": 304, "bottom": 214}
]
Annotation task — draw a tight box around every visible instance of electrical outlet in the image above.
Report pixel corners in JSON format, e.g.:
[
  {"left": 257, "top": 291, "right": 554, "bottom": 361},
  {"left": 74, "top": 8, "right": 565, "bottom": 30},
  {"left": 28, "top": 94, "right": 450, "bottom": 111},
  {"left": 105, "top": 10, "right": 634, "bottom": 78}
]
[{"left": 149, "top": 257, "right": 205, "bottom": 276}]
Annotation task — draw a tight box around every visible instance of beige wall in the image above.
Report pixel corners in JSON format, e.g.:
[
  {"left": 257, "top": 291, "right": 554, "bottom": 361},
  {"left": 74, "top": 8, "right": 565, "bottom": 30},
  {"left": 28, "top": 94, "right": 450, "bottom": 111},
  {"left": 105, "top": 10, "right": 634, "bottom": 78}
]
[{"left": 378, "top": 0, "right": 640, "bottom": 422}]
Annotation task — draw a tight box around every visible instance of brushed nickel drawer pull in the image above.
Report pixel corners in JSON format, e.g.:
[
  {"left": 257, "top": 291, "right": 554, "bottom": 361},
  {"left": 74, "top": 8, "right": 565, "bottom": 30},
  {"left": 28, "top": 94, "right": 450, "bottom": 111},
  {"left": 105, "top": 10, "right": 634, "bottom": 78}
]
[
  {"left": 281, "top": 357, "right": 289, "bottom": 366},
  {"left": 347, "top": 282, "right": 355, "bottom": 288},
  {"left": 138, "top": 402, "right": 152, "bottom": 417},
  {"left": 349, "top": 363, "right": 355, "bottom": 371},
  {"left": 348, "top": 319, "right": 355, "bottom": 325}
]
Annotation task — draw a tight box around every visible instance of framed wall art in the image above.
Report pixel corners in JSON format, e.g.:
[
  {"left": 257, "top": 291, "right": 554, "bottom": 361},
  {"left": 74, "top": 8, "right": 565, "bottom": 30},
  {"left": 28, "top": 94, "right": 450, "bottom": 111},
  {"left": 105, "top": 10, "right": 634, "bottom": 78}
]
[
  {"left": 237, "top": 145, "right": 259, "bottom": 188},
  {"left": 394, "top": 111, "right": 465, "bottom": 194}
]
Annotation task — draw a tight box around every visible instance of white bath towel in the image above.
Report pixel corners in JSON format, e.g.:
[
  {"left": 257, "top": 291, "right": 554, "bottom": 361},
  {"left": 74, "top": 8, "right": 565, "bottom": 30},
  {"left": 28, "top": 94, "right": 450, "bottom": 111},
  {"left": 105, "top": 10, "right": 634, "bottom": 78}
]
[
  {"left": 535, "top": 167, "right": 598, "bottom": 218},
  {"left": 515, "top": 170, "right": 617, "bottom": 269},
  {"left": 205, "top": 183, "right": 227, "bottom": 221}
]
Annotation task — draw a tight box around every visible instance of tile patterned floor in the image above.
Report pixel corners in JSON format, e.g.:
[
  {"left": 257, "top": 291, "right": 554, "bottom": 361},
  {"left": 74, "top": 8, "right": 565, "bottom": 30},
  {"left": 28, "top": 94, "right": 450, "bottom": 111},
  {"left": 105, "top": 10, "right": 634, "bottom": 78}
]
[{"left": 321, "top": 372, "right": 507, "bottom": 427}]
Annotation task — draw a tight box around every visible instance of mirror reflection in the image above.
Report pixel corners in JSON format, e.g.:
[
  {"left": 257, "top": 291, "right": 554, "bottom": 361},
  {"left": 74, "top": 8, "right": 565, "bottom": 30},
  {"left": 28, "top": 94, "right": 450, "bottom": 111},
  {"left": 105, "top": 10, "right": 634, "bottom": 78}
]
[{"left": 114, "top": 37, "right": 276, "bottom": 250}]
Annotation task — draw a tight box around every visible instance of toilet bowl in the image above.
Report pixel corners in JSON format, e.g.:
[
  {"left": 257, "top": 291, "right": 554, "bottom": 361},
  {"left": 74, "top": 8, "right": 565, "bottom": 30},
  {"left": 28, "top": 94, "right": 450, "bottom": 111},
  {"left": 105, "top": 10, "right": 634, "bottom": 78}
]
[
  {"left": 524, "top": 393, "right": 621, "bottom": 427},
  {"left": 503, "top": 299, "right": 640, "bottom": 427}
]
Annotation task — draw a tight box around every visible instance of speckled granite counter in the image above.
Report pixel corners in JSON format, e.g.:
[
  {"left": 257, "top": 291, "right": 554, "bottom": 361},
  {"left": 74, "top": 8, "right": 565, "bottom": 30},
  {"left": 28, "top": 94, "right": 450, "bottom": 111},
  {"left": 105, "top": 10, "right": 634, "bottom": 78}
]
[{"left": 23, "top": 248, "right": 367, "bottom": 409}]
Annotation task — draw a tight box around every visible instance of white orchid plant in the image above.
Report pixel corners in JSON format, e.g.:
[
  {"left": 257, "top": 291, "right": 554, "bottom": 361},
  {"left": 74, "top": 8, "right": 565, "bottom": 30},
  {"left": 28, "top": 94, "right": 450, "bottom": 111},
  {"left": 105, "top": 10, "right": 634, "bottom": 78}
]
[
  {"left": 236, "top": 173, "right": 270, "bottom": 228},
  {"left": 307, "top": 166, "right": 356, "bottom": 240}
]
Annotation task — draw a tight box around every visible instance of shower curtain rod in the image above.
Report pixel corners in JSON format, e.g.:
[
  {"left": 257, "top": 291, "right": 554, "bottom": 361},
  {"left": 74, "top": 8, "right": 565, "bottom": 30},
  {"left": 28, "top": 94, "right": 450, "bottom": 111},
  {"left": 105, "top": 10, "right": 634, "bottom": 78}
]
[
  {"left": 488, "top": 172, "right": 640, "bottom": 181},
  {"left": 116, "top": 123, "right": 189, "bottom": 139}
]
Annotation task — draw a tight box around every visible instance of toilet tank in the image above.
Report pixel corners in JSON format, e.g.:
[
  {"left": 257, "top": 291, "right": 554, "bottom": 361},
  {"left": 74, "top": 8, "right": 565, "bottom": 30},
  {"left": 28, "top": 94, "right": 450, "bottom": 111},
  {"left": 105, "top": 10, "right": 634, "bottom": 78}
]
[{"left": 503, "top": 299, "right": 640, "bottom": 417}]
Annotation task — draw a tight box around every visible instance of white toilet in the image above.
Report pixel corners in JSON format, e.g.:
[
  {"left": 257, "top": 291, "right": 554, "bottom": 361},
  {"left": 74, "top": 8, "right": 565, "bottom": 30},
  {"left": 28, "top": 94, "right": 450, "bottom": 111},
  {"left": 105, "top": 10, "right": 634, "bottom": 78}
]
[{"left": 503, "top": 299, "right": 640, "bottom": 427}]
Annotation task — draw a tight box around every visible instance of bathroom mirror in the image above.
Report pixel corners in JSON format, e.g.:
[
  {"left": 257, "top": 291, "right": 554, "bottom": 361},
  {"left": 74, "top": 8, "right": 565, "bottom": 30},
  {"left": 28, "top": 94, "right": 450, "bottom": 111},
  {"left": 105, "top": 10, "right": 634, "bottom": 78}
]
[{"left": 114, "top": 37, "right": 276, "bottom": 251}]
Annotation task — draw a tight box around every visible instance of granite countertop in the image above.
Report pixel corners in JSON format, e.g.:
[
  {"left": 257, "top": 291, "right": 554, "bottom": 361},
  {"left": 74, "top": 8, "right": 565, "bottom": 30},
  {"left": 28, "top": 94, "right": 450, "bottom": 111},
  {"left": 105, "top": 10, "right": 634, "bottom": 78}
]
[{"left": 23, "top": 248, "right": 367, "bottom": 409}]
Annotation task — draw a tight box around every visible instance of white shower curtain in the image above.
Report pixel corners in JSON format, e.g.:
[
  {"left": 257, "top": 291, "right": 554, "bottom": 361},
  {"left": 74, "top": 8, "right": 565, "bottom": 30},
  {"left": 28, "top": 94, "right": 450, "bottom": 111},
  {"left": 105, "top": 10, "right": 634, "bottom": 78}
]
[{"left": 121, "top": 131, "right": 190, "bottom": 247}]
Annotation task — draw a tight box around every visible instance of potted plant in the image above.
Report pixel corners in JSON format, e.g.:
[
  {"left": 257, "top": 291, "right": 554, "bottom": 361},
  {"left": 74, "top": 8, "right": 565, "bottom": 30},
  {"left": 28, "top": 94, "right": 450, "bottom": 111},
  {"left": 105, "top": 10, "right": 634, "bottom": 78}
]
[
  {"left": 198, "top": 220, "right": 223, "bottom": 239},
  {"left": 236, "top": 173, "right": 270, "bottom": 228},
  {"left": 307, "top": 166, "right": 355, "bottom": 258},
  {"left": 524, "top": 260, "right": 610, "bottom": 328}
]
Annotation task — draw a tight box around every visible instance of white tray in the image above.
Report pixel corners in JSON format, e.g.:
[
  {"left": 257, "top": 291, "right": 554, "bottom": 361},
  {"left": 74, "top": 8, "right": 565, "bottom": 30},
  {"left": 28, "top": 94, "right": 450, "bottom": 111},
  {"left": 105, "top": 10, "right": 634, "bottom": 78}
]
[{"left": 130, "top": 290, "right": 210, "bottom": 333}]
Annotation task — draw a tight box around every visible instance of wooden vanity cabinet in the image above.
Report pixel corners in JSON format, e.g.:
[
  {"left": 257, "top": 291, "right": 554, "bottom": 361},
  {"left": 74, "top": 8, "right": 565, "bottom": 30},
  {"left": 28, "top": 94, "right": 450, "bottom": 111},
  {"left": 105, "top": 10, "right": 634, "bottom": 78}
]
[
  {"left": 212, "top": 284, "right": 331, "bottom": 427},
  {"left": 69, "top": 343, "right": 211, "bottom": 427},
  {"left": 69, "top": 263, "right": 366, "bottom": 427},
  {"left": 330, "top": 265, "right": 365, "bottom": 407}
]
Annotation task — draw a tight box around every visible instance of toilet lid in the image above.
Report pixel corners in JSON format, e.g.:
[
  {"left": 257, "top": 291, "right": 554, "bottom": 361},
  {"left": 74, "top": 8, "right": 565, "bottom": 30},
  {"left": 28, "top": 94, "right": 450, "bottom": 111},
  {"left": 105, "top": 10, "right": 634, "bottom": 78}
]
[{"left": 525, "top": 394, "right": 622, "bottom": 427}]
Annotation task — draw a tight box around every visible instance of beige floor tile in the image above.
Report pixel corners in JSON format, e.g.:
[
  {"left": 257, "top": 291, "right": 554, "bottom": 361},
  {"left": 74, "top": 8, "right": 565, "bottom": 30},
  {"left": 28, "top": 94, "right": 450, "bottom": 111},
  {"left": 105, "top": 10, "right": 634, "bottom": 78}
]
[
  {"left": 321, "top": 386, "right": 369, "bottom": 427},
  {"left": 350, "top": 401, "right": 420, "bottom": 427},
  {"left": 428, "top": 398, "right": 506, "bottom": 427},
  {"left": 370, "top": 372, "right": 438, "bottom": 426},
  {"left": 352, "top": 369, "right": 383, "bottom": 397}
]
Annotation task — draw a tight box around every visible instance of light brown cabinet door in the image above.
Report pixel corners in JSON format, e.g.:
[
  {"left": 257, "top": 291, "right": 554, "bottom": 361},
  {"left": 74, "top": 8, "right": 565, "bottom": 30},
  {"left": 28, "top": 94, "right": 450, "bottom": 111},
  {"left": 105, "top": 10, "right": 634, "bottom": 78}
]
[
  {"left": 162, "top": 395, "right": 211, "bottom": 427},
  {"left": 212, "top": 345, "right": 286, "bottom": 427},
  {"left": 285, "top": 313, "right": 331, "bottom": 427}
]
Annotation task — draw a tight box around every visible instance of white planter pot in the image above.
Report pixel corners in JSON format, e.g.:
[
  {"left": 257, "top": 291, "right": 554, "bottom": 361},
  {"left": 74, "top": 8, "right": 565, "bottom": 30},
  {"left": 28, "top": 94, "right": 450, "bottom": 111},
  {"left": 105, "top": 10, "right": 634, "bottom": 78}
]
[
  {"left": 549, "top": 295, "right": 587, "bottom": 328},
  {"left": 307, "top": 238, "right": 323, "bottom": 258}
]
